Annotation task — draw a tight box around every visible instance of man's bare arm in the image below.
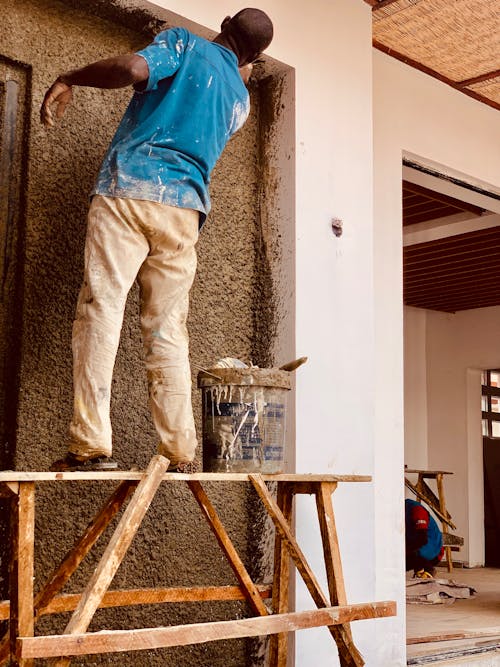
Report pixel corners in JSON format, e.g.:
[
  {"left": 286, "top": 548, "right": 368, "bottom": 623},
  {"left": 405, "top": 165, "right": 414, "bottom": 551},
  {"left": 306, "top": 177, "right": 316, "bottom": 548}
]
[{"left": 40, "top": 54, "right": 149, "bottom": 127}]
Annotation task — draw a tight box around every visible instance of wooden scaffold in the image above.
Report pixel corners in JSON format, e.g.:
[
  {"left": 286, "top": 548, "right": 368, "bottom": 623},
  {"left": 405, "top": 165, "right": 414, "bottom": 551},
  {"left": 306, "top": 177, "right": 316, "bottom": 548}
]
[{"left": 0, "top": 456, "right": 396, "bottom": 666}]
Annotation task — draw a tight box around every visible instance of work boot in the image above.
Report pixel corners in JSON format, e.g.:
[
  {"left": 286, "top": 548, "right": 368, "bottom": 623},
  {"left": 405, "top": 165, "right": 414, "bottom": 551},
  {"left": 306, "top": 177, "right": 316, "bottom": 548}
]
[
  {"left": 167, "top": 460, "right": 199, "bottom": 473},
  {"left": 50, "top": 453, "right": 118, "bottom": 472}
]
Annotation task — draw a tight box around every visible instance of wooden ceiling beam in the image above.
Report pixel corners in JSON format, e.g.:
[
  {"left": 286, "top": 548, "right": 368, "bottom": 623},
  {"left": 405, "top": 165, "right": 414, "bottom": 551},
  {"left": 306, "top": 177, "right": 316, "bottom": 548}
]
[
  {"left": 404, "top": 263, "right": 500, "bottom": 285},
  {"left": 405, "top": 269, "right": 500, "bottom": 289},
  {"left": 405, "top": 292, "right": 500, "bottom": 308},
  {"left": 405, "top": 296, "right": 500, "bottom": 313},
  {"left": 403, "top": 201, "right": 460, "bottom": 214},
  {"left": 405, "top": 265, "right": 500, "bottom": 283},
  {"left": 371, "top": 0, "right": 402, "bottom": 9},
  {"left": 403, "top": 181, "right": 486, "bottom": 216},
  {"left": 458, "top": 69, "right": 500, "bottom": 87},
  {"left": 404, "top": 208, "right": 467, "bottom": 226},
  {"left": 404, "top": 245, "right": 500, "bottom": 269},
  {"left": 405, "top": 283, "right": 500, "bottom": 301},
  {"left": 404, "top": 229, "right": 500, "bottom": 255}
]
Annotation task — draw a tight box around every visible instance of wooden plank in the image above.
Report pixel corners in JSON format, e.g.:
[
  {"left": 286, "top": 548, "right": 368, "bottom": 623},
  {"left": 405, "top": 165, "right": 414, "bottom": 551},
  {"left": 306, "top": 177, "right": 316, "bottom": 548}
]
[
  {"left": 407, "top": 626, "right": 500, "bottom": 645},
  {"left": 0, "top": 480, "right": 137, "bottom": 666},
  {"left": 0, "top": 585, "right": 272, "bottom": 621},
  {"left": 9, "top": 482, "right": 35, "bottom": 667},
  {"left": 442, "top": 533, "right": 464, "bottom": 547},
  {"left": 414, "top": 478, "right": 442, "bottom": 512},
  {"left": 19, "top": 601, "right": 397, "bottom": 659},
  {"left": 269, "top": 482, "right": 293, "bottom": 666},
  {"left": 187, "top": 480, "right": 269, "bottom": 617},
  {"left": 249, "top": 475, "right": 364, "bottom": 666},
  {"left": 0, "top": 471, "right": 372, "bottom": 483},
  {"left": 404, "top": 479, "right": 455, "bottom": 529},
  {"left": 52, "top": 454, "right": 169, "bottom": 667},
  {"left": 405, "top": 469, "right": 453, "bottom": 476}
]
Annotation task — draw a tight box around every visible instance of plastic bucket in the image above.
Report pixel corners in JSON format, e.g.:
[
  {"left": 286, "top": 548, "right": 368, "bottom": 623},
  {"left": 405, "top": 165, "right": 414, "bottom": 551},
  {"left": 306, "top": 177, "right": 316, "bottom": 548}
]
[{"left": 198, "top": 368, "right": 291, "bottom": 473}]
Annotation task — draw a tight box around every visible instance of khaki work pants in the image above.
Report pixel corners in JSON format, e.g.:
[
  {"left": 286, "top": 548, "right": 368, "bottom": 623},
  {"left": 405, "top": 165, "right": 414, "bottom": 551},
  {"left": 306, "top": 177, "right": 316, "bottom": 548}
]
[{"left": 69, "top": 195, "right": 199, "bottom": 466}]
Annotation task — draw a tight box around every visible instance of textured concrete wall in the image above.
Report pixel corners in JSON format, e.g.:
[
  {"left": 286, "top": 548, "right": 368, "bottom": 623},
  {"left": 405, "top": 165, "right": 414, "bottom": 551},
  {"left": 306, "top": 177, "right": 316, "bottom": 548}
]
[{"left": 0, "top": 1, "right": 288, "bottom": 664}]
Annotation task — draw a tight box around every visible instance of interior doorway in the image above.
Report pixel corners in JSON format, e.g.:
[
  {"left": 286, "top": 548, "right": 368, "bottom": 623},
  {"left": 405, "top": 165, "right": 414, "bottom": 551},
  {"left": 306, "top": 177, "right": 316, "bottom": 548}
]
[
  {"left": 481, "top": 369, "right": 500, "bottom": 567},
  {"left": 403, "top": 162, "right": 500, "bottom": 662}
]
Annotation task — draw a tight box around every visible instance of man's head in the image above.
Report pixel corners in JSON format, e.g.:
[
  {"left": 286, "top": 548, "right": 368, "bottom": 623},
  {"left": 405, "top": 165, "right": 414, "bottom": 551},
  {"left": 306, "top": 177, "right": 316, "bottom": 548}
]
[{"left": 217, "top": 8, "right": 273, "bottom": 66}]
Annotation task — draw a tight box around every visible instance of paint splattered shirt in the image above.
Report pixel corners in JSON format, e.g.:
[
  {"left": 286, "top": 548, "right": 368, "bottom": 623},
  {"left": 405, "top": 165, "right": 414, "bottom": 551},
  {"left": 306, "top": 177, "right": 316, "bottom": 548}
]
[{"left": 92, "top": 27, "right": 250, "bottom": 225}]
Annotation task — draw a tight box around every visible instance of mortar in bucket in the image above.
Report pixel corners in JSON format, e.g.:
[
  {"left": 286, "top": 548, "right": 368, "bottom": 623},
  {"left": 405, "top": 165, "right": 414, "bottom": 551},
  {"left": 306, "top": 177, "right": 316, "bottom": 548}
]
[{"left": 198, "top": 365, "right": 291, "bottom": 473}]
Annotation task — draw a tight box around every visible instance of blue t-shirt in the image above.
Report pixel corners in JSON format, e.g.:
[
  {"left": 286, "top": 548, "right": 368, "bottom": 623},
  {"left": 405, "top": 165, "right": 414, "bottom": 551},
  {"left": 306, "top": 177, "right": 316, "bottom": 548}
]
[{"left": 93, "top": 27, "right": 250, "bottom": 225}]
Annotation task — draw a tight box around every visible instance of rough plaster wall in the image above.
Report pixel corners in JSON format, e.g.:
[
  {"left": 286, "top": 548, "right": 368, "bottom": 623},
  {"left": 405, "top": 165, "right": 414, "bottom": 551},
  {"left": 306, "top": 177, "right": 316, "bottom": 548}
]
[{"left": 0, "top": 1, "right": 284, "bottom": 664}]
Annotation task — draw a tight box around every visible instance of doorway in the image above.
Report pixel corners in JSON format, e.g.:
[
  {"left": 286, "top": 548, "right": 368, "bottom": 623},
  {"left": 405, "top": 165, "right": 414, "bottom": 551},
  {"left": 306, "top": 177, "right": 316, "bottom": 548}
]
[
  {"left": 481, "top": 369, "right": 500, "bottom": 567},
  {"left": 403, "top": 163, "right": 500, "bottom": 662}
]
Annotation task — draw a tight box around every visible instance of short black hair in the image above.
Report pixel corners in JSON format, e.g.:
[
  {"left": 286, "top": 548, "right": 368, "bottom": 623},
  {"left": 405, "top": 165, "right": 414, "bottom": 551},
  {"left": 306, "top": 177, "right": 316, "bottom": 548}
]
[{"left": 228, "top": 8, "right": 274, "bottom": 59}]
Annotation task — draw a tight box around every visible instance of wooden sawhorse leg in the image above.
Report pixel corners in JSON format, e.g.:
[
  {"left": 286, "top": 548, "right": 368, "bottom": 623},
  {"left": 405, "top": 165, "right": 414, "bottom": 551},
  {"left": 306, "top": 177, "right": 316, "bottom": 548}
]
[
  {"left": 269, "top": 482, "right": 293, "bottom": 666},
  {"left": 8, "top": 482, "right": 35, "bottom": 667},
  {"left": 415, "top": 473, "right": 455, "bottom": 572},
  {"left": 187, "top": 480, "right": 269, "bottom": 617},
  {"left": 251, "top": 476, "right": 364, "bottom": 667},
  {"left": 0, "top": 480, "right": 138, "bottom": 667},
  {"left": 435, "top": 474, "right": 453, "bottom": 572}
]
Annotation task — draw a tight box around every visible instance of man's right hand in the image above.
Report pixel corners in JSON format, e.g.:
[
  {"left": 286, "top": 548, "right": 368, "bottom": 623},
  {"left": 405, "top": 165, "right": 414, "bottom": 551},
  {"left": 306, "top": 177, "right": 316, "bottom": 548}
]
[{"left": 40, "top": 79, "right": 73, "bottom": 127}]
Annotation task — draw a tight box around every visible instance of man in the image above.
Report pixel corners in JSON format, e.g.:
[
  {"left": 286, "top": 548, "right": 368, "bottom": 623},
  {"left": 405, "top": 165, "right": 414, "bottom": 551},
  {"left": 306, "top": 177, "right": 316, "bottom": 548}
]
[
  {"left": 405, "top": 498, "right": 444, "bottom": 578},
  {"left": 41, "top": 9, "right": 274, "bottom": 472}
]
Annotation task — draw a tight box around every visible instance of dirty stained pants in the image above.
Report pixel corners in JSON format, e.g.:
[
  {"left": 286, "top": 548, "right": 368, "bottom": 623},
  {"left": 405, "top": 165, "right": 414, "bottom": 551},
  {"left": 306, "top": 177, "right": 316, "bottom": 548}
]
[{"left": 69, "top": 195, "right": 199, "bottom": 466}]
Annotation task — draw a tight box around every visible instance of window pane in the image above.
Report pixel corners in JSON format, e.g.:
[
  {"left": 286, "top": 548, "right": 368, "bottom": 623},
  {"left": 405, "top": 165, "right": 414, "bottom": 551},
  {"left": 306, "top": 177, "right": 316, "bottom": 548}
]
[
  {"left": 490, "top": 371, "right": 500, "bottom": 387},
  {"left": 492, "top": 398, "right": 500, "bottom": 414},
  {"left": 482, "top": 395, "right": 489, "bottom": 412},
  {"left": 482, "top": 371, "right": 489, "bottom": 386},
  {"left": 482, "top": 419, "right": 489, "bottom": 436},
  {"left": 492, "top": 421, "right": 500, "bottom": 438}
]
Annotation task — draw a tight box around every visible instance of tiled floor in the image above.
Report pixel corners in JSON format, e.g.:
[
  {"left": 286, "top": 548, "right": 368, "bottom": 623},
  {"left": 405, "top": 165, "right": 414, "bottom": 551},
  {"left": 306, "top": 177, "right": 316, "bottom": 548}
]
[{"left": 406, "top": 567, "right": 500, "bottom": 664}]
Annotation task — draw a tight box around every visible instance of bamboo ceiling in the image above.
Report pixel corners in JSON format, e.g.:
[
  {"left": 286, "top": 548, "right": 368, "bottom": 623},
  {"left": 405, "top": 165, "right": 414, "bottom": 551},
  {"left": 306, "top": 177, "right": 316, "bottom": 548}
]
[{"left": 365, "top": 0, "right": 500, "bottom": 110}]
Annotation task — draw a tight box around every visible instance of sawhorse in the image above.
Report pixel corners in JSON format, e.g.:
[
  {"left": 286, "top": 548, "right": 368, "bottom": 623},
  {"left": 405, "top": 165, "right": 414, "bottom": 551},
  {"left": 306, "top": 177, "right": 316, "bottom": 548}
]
[
  {"left": 404, "top": 468, "right": 457, "bottom": 572},
  {"left": 0, "top": 458, "right": 396, "bottom": 666}
]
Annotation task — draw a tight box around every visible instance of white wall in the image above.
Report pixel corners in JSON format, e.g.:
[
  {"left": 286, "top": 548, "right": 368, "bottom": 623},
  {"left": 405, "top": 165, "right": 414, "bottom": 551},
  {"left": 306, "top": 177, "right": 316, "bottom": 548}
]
[
  {"left": 147, "top": 1, "right": 379, "bottom": 665},
  {"left": 404, "top": 306, "right": 428, "bottom": 469},
  {"left": 130, "top": 2, "right": 500, "bottom": 664},
  {"left": 405, "top": 305, "right": 500, "bottom": 565},
  {"left": 375, "top": 49, "right": 500, "bottom": 588}
]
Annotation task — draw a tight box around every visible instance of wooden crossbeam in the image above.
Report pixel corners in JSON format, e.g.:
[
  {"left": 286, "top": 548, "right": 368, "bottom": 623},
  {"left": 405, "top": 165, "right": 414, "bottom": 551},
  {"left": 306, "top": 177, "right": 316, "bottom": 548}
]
[
  {"left": 187, "top": 480, "right": 269, "bottom": 617},
  {"left": 0, "top": 585, "right": 272, "bottom": 621},
  {"left": 249, "top": 475, "right": 364, "bottom": 667},
  {"left": 0, "top": 471, "right": 372, "bottom": 483},
  {"left": 18, "top": 601, "right": 396, "bottom": 659},
  {"left": 51, "top": 454, "right": 169, "bottom": 667}
]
